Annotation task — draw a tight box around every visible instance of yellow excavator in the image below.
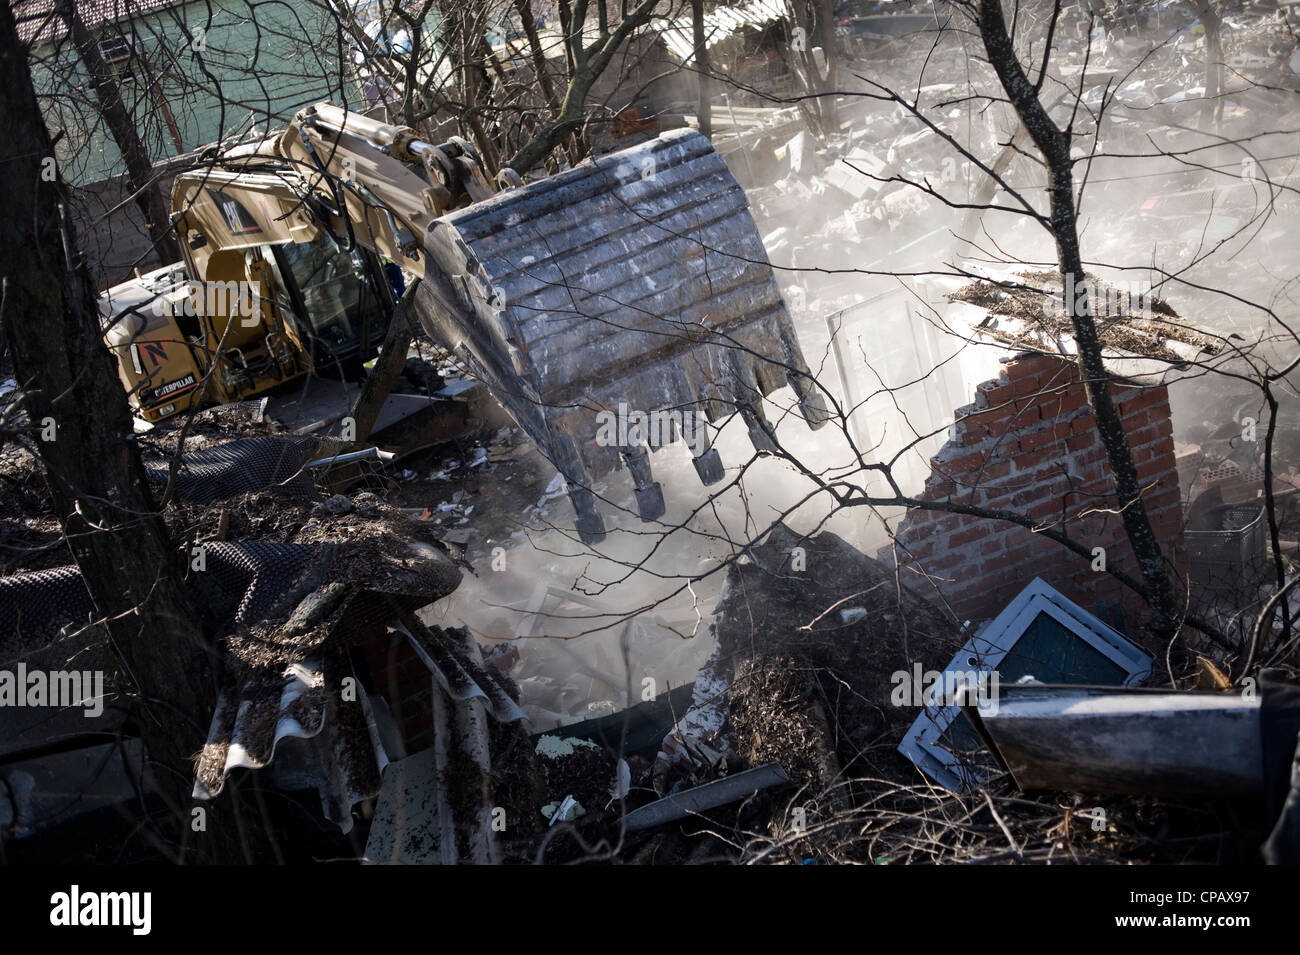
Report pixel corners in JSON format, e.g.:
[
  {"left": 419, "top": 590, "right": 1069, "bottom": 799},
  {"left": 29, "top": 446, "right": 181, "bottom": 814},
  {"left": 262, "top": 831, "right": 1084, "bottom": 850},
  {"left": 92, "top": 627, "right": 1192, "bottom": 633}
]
[{"left": 98, "top": 104, "right": 828, "bottom": 541}]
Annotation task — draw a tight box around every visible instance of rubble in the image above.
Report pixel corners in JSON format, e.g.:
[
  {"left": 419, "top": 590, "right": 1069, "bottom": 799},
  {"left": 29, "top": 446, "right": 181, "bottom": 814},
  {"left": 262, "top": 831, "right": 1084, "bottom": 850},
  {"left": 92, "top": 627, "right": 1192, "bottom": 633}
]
[
  {"left": 671, "top": 524, "right": 967, "bottom": 798},
  {"left": 6, "top": 2, "right": 1300, "bottom": 874}
]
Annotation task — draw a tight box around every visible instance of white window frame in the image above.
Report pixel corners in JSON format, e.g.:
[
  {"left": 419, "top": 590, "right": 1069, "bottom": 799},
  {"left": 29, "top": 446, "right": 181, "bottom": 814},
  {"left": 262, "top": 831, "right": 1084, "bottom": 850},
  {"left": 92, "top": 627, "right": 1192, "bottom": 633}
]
[
  {"left": 898, "top": 577, "right": 1154, "bottom": 791},
  {"left": 97, "top": 31, "right": 136, "bottom": 65}
]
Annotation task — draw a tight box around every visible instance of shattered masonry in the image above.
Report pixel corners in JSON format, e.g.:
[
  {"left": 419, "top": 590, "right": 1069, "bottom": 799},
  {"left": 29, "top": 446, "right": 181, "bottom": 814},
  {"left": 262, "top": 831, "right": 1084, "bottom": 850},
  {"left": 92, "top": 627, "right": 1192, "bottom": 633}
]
[{"left": 892, "top": 352, "right": 1185, "bottom": 632}]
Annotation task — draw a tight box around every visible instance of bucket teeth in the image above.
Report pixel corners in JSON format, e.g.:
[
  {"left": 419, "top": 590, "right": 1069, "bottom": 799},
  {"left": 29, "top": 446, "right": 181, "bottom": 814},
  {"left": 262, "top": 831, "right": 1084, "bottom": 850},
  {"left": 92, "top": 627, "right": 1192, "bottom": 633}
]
[
  {"left": 686, "top": 423, "right": 724, "bottom": 485},
  {"left": 550, "top": 429, "right": 606, "bottom": 544},
  {"left": 570, "top": 485, "right": 607, "bottom": 545},
  {"left": 415, "top": 129, "right": 829, "bottom": 541},
  {"left": 740, "top": 404, "right": 778, "bottom": 455},
  {"left": 692, "top": 447, "right": 724, "bottom": 486},
  {"left": 635, "top": 483, "right": 666, "bottom": 522},
  {"left": 790, "top": 374, "right": 831, "bottom": 429},
  {"left": 621, "top": 447, "right": 666, "bottom": 522}
]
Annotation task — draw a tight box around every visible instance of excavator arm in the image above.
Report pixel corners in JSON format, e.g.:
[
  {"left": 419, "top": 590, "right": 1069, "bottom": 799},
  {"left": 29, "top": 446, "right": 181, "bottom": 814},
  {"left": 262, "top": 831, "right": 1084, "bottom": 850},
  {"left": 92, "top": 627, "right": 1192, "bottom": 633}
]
[
  {"left": 173, "top": 105, "right": 490, "bottom": 277},
  {"left": 167, "top": 104, "right": 829, "bottom": 544}
]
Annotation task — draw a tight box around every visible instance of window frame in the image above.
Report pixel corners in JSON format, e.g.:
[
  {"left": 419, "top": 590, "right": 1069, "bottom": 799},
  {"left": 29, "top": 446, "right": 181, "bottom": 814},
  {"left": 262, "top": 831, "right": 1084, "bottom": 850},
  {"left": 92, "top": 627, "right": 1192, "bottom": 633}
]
[{"left": 898, "top": 577, "right": 1154, "bottom": 790}]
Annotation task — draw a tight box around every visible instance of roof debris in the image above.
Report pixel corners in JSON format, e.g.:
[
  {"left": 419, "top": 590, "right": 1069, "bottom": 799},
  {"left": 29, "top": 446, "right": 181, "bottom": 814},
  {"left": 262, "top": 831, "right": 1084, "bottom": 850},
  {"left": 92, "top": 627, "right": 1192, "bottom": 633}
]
[{"left": 949, "top": 270, "right": 1222, "bottom": 363}]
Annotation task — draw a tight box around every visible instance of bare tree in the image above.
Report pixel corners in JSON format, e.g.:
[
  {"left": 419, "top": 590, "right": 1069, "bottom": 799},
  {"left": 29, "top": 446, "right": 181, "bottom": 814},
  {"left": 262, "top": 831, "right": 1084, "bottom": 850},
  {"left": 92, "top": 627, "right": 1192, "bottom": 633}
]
[
  {"left": 0, "top": 0, "right": 230, "bottom": 859},
  {"left": 52, "top": 0, "right": 179, "bottom": 260},
  {"left": 5, "top": 0, "right": 1298, "bottom": 865},
  {"left": 972, "top": 0, "right": 1177, "bottom": 635}
]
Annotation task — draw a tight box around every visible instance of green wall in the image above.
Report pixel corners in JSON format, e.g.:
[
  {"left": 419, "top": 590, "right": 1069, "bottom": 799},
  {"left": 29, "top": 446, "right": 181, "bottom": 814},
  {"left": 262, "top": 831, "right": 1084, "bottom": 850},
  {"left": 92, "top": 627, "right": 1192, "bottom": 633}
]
[{"left": 32, "top": 0, "right": 363, "bottom": 185}]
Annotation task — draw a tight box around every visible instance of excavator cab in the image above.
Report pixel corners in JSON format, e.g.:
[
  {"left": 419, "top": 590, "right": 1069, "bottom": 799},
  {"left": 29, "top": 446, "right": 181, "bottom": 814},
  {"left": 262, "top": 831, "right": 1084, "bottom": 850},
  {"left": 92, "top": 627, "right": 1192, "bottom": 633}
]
[
  {"left": 101, "top": 230, "right": 396, "bottom": 422},
  {"left": 99, "top": 263, "right": 210, "bottom": 423},
  {"left": 259, "top": 234, "right": 395, "bottom": 379}
]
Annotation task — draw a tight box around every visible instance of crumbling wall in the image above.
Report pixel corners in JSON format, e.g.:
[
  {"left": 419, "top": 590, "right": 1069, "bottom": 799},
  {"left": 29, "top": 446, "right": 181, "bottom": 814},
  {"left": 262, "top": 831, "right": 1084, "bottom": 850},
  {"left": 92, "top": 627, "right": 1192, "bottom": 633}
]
[{"left": 890, "top": 352, "right": 1185, "bottom": 632}]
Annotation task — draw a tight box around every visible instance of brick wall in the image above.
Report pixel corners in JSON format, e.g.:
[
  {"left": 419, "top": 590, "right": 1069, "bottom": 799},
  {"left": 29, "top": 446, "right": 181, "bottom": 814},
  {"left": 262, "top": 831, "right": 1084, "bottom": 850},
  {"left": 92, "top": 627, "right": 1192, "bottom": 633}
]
[{"left": 890, "top": 352, "right": 1184, "bottom": 635}]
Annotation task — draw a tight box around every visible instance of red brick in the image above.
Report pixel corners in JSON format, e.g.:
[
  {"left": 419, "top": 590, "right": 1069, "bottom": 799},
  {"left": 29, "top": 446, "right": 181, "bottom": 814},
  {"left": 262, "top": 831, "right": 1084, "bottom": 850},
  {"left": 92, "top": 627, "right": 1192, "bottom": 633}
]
[
  {"left": 1070, "top": 415, "right": 1098, "bottom": 436},
  {"left": 1010, "top": 487, "right": 1038, "bottom": 508},
  {"left": 1048, "top": 420, "right": 1074, "bottom": 441},
  {"left": 1013, "top": 354, "right": 1072, "bottom": 382},
  {"left": 978, "top": 460, "right": 1012, "bottom": 481},
  {"left": 973, "top": 381, "right": 1015, "bottom": 412},
  {"left": 1014, "top": 448, "right": 1054, "bottom": 471},
  {"left": 937, "top": 451, "right": 988, "bottom": 474},
  {"left": 960, "top": 423, "right": 989, "bottom": 447},
  {"left": 907, "top": 540, "right": 935, "bottom": 560},
  {"left": 1004, "top": 544, "right": 1032, "bottom": 565},
  {"left": 1124, "top": 425, "right": 1164, "bottom": 451},
  {"left": 1116, "top": 387, "right": 1167, "bottom": 418},
  {"left": 978, "top": 371, "right": 1015, "bottom": 398},
  {"left": 1041, "top": 388, "right": 1089, "bottom": 417},
  {"left": 934, "top": 516, "right": 962, "bottom": 535},
  {"left": 1146, "top": 487, "right": 1181, "bottom": 509},
  {"left": 1030, "top": 498, "right": 1063, "bottom": 521},
  {"left": 949, "top": 525, "right": 989, "bottom": 547},
  {"left": 1016, "top": 426, "right": 1056, "bottom": 453},
  {"left": 923, "top": 479, "right": 957, "bottom": 500},
  {"left": 923, "top": 552, "right": 965, "bottom": 573},
  {"left": 1145, "top": 435, "right": 1176, "bottom": 458},
  {"left": 1066, "top": 432, "right": 1093, "bottom": 453},
  {"left": 1009, "top": 372, "right": 1045, "bottom": 400}
]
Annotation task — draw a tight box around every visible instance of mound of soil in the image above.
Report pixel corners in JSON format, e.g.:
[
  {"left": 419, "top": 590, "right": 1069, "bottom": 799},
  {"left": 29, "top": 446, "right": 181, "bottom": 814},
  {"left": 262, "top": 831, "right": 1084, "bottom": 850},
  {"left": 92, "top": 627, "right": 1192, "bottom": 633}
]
[{"left": 714, "top": 524, "right": 967, "bottom": 788}]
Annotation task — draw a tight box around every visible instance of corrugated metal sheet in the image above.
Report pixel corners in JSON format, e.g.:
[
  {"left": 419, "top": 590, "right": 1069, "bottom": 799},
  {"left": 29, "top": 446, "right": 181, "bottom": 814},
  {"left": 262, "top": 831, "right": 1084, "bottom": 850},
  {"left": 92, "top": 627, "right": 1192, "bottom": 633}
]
[
  {"left": 186, "top": 539, "right": 478, "bottom": 832},
  {"left": 656, "top": 0, "right": 788, "bottom": 63},
  {"left": 362, "top": 623, "right": 519, "bottom": 864},
  {"left": 0, "top": 434, "right": 511, "bottom": 835},
  {"left": 190, "top": 614, "right": 525, "bottom": 835},
  {"left": 193, "top": 655, "right": 390, "bottom": 833}
]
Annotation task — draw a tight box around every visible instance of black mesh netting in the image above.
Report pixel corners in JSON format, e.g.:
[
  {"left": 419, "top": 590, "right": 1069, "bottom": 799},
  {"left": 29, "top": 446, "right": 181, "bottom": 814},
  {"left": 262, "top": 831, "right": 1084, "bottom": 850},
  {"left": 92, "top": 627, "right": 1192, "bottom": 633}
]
[
  {"left": 3, "top": 434, "right": 334, "bottom": 660},
  {"left": 0, "top": 564, "right": 94, "bottom": 660},
  {"left": 144, "top": 435, "right": 323, "bottom": 504},
  {"left": 0, "top": 538, "right": 459, "bottom": 666},
  {"left": 1, "top": 432, "right": 474, "bottom": 832}
]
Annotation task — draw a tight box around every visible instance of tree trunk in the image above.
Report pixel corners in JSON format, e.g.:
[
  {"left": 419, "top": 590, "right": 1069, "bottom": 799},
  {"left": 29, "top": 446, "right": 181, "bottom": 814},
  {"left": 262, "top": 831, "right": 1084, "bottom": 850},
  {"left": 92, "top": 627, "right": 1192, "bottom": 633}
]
[
  {"left": 813, "top": 0, "right": 839, "bottom": 131},
  {"left": 516, "top": 0, "right": 561, "bottom": 113},
  {"left": 457, "top": 12, "right": 502, "bottom": 177},
  {"left": 56, "top": 0, "right": 179, "bottom": 263},
  {"left": 692, "top": 0, "right": 712, "bottom": 139},
  {"left": 976, "top": 0, "right": 1178, "bottom": 640},
  {"left": 505, "top": 0, "right": 661, "bottom": 174},
  {"left": 1, "top": 2, "right": 246, "bottom": 861},
  {"left": 1193, "top": 1, "right": 1224, "bottom": 131},
  {"left": 514, "top": 0, "right": 583, "bottom": 167}
]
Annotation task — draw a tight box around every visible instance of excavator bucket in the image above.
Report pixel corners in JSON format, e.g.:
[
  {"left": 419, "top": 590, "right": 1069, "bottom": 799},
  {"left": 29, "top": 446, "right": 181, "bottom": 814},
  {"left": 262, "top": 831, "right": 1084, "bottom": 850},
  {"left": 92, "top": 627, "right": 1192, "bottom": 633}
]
[{"left": 415, "top": 129, "right": 829, "bottom": 543}]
